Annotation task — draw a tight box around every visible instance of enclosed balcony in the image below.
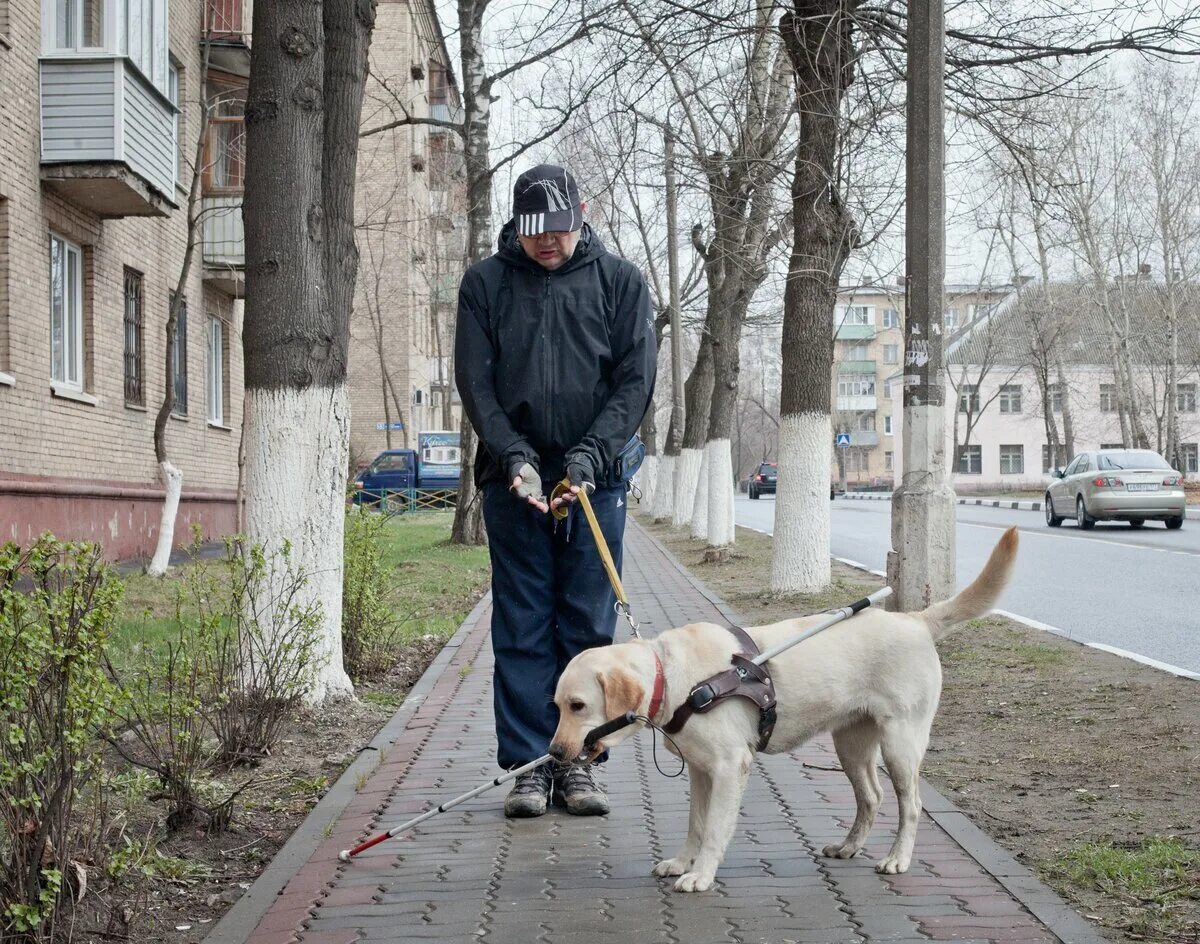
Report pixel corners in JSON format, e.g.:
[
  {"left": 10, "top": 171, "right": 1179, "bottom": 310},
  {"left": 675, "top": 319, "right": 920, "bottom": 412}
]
[
  {"left": 850, "top": 430, "right": 880, "bottom": 447},
  {"left": 204, "top": 0, "right": 252, "bottom": 77},
  {"left": 39, "top": 0, "right": 179, "bottom": 217},
  {"left": 201, "top": 197, "right": 244, "bottom": 296},
  {"left": 838, "top": 359, "right": 876, "bottom": 375},
  {"left": 834, "top": 323, "right": 876, "bottom": 341},
  {"left": 200, "top": 76, "right": 245, "bottom": 296},
  {"left": 837, "top": 395, "right": 878, "bottom": 412}
]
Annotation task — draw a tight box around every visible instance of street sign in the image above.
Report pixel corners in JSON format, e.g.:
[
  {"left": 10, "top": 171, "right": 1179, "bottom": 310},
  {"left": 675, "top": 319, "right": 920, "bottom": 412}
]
[
  {"left": 376, "top": 421, "right": 405, "bottom": 431},
  {"left": 835, "top": 432, "right": 851, "bottom": 448}
]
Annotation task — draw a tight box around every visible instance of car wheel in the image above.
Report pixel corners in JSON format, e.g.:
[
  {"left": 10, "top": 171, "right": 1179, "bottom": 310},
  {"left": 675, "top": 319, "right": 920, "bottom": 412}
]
[
  {"left": 1076, "top": 496, "right": 1096, "bottom": 530},
  {"left": 1166, "top": 516, "right": 1184, "bottom": 530},
  {"left": 1045, "top": 494, "right": 1063, "bottom": 528},
  {"left": 749, "top": 487, "right": 758, "bottom": 500},
  {"left": 1128, "top": 518, "right": 1145, "bottom": 529}
]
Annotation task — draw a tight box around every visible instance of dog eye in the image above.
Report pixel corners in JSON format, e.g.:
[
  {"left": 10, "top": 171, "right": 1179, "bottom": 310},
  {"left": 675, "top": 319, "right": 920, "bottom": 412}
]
[{"left": 569, "top": 701, "right": 586, "bottom": 713}]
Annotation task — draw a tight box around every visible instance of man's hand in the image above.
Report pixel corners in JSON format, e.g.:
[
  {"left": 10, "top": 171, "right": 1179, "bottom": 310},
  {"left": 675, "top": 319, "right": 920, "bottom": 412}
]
[
  {"left": 511, "top": 463, "right": 548, "bottom": 513},
  {"left": 552, "top": 457, "right": 595, "bottom": 512}
]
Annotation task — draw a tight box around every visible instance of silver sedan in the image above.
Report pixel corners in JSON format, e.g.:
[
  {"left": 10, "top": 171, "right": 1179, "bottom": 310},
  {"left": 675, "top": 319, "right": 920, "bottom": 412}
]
[{"left": 1045, "top": 449, "right": 1186, "bottom": 530}]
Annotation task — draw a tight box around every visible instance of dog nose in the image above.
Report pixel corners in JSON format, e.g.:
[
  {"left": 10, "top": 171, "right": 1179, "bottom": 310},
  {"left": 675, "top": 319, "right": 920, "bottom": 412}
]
[{"left": 548, "top": 743, "right": 567, "bottom": 761}]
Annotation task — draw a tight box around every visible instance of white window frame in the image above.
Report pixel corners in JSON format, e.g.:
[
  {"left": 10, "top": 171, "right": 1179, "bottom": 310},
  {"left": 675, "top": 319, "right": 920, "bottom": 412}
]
[
  {"left": 42, "top": 0, "right": 171, "bottom": 96},
  {"left": 999, "top": 444, "right": 1024, "bottom": 475},
  {"left": 882, "top": 308, "right": 899, "bottom": 329},
  {"left": 944, "top": 308, "right": 959, "bottom": 330},
  {"left": 170, "top": 59, "right": 182, "bottom": 184},
  {"left": 1181, "top": 443, "right": 1198, "bottom": 474},
  {"left": 1047, "top": 382, "right": 1064, "bottom": 413},
  {"left": 837, "top": 377, "right": 876, "bottom": 398},
  {"left": 957, "top": 445, "right": 982, "bottom": 475},
  {"left": 840, "top": 305, "right": 871, "bottom": 327},
  {"left": 884, "top": 451, "right": 894, "bottom": 472},
  {"left": 958, "top": 384, "right": 980, "bottom": 413},
  {"left": 207, "top": 315, "right": 224, "bottom": 425},
  {"left": 1099, "top": 383, "right": 1116, "bottom": 413},
  {"left": 882, "top": 343, "right": 898, "bottom": 364},
  {"left": 846, "top": 342, "right": 870, "bottom": 360},
  {"left": 44, "top": 0, "right": 115, "bottom": 53},
  {"left": 49, "top": 233, "right": 84, "bottom": 392},
  {"left": 1176, "top": 383, "right": 1196, "bottom": 414},
  {"left": 884, "top": 414, "right": 893, "bottom": 435}
]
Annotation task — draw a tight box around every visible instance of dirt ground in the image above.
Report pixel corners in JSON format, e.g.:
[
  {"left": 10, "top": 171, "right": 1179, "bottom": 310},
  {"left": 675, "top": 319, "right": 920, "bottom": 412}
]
[
  {"left": 69, "top": 635, "right": 452, "bottom": 944},
  {"left": 638, "top": 514, "right": 1200, "bottom": 944}
]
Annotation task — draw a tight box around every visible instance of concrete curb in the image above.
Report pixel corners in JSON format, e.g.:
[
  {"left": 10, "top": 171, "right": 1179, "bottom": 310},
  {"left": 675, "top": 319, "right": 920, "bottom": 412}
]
[
  {"left": 202, "top": 590, "right": 493, "bottom": 944},
  {"left": 838, "top": 492, "right": 1200, "bottom": 519},
  {"left": 634, "top": 518, "right": 1110, "bottom": 944}
]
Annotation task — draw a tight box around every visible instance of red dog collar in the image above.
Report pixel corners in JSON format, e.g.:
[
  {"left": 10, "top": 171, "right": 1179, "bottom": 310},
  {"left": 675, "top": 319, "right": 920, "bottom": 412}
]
[{"left": 647, "top": 650, "right": 666, "bottom": 722}]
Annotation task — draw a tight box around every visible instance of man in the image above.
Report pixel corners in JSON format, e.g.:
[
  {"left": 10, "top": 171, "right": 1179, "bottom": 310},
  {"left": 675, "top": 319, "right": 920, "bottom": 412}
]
[{"left": 455, "top": 164, "right": 656, "bottom": 817}]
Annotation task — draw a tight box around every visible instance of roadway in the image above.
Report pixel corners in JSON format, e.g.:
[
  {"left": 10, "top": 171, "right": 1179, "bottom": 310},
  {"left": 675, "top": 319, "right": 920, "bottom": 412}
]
[{"left": 734, "top": 495, "right": 1200, "bottom": 676}]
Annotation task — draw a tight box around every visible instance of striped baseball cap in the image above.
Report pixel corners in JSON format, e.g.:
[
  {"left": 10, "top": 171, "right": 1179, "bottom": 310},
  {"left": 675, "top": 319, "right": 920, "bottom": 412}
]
[{"left": 512, "top": 164, "right": 582, "bottom": 236}]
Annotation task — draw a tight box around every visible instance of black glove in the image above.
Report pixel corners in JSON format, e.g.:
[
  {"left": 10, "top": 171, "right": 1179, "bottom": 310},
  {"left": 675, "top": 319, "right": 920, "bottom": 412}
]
[{"left": 566, "top": 455, "right": 596, "bottom": 494}]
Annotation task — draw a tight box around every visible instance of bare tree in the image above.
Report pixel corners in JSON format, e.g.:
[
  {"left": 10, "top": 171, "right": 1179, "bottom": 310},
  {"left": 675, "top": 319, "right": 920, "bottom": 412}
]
[{"left": 240, "top": 0, "right": 375, "bottom": 701}]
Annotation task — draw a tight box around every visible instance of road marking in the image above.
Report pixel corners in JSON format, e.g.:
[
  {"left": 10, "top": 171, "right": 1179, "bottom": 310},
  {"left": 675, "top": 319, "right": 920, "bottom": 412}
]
[
  {"left": 992, "top": 609, "right": 1071, "bottom": 637},
  {"left": 1084, "top": 643, "right": 1200, "bottom": 681},
  {"left": 834, "top": 556, "right": 886, "bottom": 578},
  {"left": 959, "top": 521, "right": 1200, "bottom": 556}
]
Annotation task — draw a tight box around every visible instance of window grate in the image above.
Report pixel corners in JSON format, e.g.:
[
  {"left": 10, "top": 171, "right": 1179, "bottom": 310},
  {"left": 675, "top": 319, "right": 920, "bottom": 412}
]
[{"left": 123, "top": 269, "right": 144, "bottom": 405}]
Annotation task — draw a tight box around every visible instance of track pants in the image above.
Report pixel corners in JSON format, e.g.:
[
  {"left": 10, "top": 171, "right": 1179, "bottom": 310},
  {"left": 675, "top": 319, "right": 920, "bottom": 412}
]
[{"left": 482, "top": 481, "right": 628, "bottom": 769}]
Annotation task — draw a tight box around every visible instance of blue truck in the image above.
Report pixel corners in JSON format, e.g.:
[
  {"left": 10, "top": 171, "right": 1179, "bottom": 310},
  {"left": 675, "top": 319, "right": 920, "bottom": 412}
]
[{"left": 352, "top": 430, "right": 462, "bottom": 509}]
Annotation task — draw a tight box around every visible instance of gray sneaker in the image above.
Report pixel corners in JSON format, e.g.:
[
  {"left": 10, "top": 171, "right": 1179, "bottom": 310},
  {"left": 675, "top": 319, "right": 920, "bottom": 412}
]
[
  {"left": 553, "top": 764, "right": 609, "bottom": 816},
  {"left": 504, "top": 764, "right": 554, "bottom": 818}
]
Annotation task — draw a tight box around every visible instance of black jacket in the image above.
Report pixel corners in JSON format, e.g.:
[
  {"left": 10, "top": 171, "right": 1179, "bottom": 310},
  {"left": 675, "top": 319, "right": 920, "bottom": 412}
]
[{"left": 454, "top": 221, "right": 656, "bottom": 488}]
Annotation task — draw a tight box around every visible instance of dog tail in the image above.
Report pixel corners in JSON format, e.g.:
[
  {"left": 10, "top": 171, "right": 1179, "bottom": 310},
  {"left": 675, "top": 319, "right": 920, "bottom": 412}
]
[{"left": 919, "top": 527, "right": 1018, "bottom": 641}]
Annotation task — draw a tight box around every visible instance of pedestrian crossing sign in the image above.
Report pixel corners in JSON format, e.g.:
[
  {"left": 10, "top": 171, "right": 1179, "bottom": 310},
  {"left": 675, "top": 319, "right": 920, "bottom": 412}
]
[{"left": 835, "top": 433, "right": 851, "bottom": 448}]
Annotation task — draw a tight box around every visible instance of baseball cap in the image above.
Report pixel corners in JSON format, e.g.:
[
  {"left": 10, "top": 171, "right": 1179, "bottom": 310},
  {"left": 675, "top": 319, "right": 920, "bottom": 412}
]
[{"left": 512, "top": 163, "right": 582, "bottom": 236}]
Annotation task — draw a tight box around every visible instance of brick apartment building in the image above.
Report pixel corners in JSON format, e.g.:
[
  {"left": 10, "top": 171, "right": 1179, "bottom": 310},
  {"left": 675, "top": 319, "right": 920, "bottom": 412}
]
[
  {"left": 831, "top": 282, "right": 1013, "bottom": 489},
  {"left": 1, "top": 0, "right": 464, "bottom": 557}
]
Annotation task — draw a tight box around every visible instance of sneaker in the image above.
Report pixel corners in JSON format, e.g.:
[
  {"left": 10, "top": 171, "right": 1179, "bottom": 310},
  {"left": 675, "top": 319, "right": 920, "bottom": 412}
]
[
  {"left": 553, "top": 764, "right": 610, "bottom": 816},
  {"left": 504, "top": 764, "right": 554, "bottom": 818}
]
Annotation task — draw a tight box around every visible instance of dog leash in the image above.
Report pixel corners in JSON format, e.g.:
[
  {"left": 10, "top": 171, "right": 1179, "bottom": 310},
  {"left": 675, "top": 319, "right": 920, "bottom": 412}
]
[{"left": 550, "top": 477, "right": 641, "bottom": 639}]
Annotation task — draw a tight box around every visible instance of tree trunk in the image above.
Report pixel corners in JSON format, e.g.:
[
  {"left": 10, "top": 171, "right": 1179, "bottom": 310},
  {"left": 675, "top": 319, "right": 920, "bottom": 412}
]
[
  {"left": 450, "top": 0, "right": 494, "bottom": 546},
  {"left": 771, "top": 1, "right": 858, "bottom": 593},
  {"left": 673, "top": 339, "right": 713, "bottom": 527},
  {"left": 242, "top": 0, "right": 375, "bottom": 702}
]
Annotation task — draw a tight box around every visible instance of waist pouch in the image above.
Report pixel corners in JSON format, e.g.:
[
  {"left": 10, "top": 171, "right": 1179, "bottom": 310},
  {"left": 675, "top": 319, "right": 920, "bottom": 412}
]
[{"left": 598, "top": 435, "right": 645, "bottom": 489}]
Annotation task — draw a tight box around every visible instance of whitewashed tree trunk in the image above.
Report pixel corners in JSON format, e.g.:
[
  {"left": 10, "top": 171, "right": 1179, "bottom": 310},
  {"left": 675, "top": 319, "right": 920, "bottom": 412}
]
[
  {"left": 147, "top": 461, "right": 183, "bottom": 576},
  {"left": 243, "top": 386, "right": 354, "bottom": 702},
  {"left": 673, "top": 447, "right": 703, "bottom": 528},
  {"left": 770, "top": 414, "right": 831, "bottom": 593},
  {"left": 705, "top": 439, "right": 736, "bottom": 547},
  {"left": 637, "top": 453, "right": 657, "bottom": 513},
  {"left": 689, "top": 447, "right": 710, "bottom": 540},
  {"left": 653, "top": 453, "right": 676, "bottom": 520}
]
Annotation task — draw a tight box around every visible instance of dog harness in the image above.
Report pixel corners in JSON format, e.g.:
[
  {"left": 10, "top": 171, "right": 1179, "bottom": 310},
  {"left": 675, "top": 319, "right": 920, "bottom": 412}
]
[{"left": 651, "top": 626, "right": 778, "bottom": 752}]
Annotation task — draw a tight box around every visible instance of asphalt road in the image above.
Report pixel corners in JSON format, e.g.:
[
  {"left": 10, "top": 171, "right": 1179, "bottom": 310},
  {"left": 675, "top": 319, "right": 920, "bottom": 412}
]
[{"left": 734, "top": 495, "right": 1200, "bottom": 676}]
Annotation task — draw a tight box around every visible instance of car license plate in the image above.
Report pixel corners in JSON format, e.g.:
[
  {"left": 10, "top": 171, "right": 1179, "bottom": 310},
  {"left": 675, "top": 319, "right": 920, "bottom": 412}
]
[{"left": 1127, "top": 483, "right": 1158, "bottom": 492}]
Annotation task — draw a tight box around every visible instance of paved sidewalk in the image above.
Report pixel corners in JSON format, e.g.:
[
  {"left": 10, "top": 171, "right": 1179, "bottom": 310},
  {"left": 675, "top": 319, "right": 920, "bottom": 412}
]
[{"left": 207, "top": 521, "right": 1105, "bottom": 944}]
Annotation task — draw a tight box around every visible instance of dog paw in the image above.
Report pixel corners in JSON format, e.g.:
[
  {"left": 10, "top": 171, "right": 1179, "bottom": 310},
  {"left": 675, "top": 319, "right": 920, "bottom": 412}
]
[
  {"left": 673, "top": 871, "right": 715, "bottom": 893},
  {"left": 652, "top": 858, "right": 690, "bottom": 877},
  {"left": 874, "top": 854, "right": 910, "bottom": 875},
  {"left": 822, "top": 842, "right": 860, "bottom": 859}
]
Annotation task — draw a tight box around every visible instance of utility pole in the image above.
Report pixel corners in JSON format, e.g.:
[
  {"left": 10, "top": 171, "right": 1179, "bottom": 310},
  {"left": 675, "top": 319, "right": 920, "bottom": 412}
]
[{"left": 888, "top": 0, "right": 956, "bottom": 609}]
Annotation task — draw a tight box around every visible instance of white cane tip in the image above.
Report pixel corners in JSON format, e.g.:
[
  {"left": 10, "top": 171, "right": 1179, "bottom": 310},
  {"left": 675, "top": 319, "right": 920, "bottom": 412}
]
[{"left": 338, "top": 850, "right": 352, "bottom": 863}]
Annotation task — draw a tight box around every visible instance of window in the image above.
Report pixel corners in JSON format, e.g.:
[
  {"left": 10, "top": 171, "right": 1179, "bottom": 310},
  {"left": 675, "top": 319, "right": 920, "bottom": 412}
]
[
  {"left": 49, "top": 0, "right": 106, "bottom": 50},
  {"left": 882, "top": 308, "right": 899, "bottom": 329},
  {"left": 1181, "top": 443, "right": 1198, "bottom": 474},
  {"left": 958, "top": 384, "right": 980, "bottom": 413},
  {"left": 837, "top": 377, "right": 875, "bottom": 398},
  {"left": 884, "top": 451, "right": 894, "bottom": 472},
  {"left": 203, "top": 75, "right": 248, "bottom": 193},
  {"left": 170, "top": 293, "right": 187, "bottom": 415},
  {"left": 207, "top": 315, "right": 224, "bottom": 424},
  {"left": 1042, "top": 444, "right": 1067, "bottom": 473},
  {"left": 50, "top": 233, "right": 84, "bottom": 391},
  {"left": 123, "top": 269, "right": 144, "bottom": 405},
  {"left": 956, "top": 444, "right": 982, "bottom": 475},
  {"left": 0, "top": 198, "right": 9, "bottom": 377},
  {"left": 944, "top": 308, "right": 959, "bottom": 330},
  {"left": 999, "top": 384, "right": 1022, "bottom": 414},
  {"left": 856, "top": 412, "right": 875, "bottom": 432},
  {"left": 1000, "top": 444, "right": 1024, "bottom": 475},
  {"left": 841, "top": 305, "right": 871, "bottom": 326},
  {"left": 1099, "top": 383, "right": 1117, "bottom": 413},
  {"left": 845, "top": 342, "right": 870, "bottom": 360},
  {"left": 847, "top": 449, "right": 869, "bottom": 475},
  {"left": 1047, "top": 382, "right": 1064, "bottom": 413},
  {"left": 882, "top": 343, "right": 899, "bottom": 364},
  {"left": 883, "top": 378, "right": 893, "bottom": 399},
  {"left": 884, "top": 414, "right": 893, "bottom": 435},
  {"left": 170, "top": 60, "right": 182, "bottom": 185},
  {"left": 1177, "top": 383, "right": 1196, "bottom": 414}
]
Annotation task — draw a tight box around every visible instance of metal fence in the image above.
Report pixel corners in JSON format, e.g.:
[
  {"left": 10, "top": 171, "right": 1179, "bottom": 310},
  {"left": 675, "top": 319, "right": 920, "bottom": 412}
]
[{"left": 351, "top": 488, "right": 458, "bottom": 514}]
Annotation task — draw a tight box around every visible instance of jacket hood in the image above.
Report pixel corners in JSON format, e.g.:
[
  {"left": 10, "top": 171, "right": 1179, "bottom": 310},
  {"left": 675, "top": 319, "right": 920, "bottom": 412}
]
[{"left": 496, "top": 219, "right": 607, "bottom": 274}]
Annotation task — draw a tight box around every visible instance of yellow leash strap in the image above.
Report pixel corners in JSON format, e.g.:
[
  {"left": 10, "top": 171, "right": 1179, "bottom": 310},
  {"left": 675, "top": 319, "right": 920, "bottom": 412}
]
[{"left": 550, "top": 477, "right": 641, "bottom": 639}]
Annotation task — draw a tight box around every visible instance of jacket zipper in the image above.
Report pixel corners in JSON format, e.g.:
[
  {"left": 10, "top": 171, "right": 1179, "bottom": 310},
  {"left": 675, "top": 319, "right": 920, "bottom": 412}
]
[{"left": 543, "top": 273, "right": 553, "bottom": 447}]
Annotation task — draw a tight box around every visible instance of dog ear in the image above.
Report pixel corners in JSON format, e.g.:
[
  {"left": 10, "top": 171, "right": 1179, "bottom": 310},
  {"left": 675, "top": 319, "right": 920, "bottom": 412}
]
[{"left": 599, "top": 667, "right": 644, "bottom": 720}]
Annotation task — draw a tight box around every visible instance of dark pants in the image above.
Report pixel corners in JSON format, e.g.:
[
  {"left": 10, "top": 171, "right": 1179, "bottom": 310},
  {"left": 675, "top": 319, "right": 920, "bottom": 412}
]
[{"left": 482, "top": 481, "right": 628, "bottom": 769}]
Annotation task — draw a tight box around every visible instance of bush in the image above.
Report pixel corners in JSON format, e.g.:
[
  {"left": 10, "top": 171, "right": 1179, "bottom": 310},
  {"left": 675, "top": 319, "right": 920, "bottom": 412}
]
[
  {"left": 0, "top": 537, "right": 121, "bottom": 941},
  {"left": 342, "top": 510, "right": 404, "bottom": 681}
]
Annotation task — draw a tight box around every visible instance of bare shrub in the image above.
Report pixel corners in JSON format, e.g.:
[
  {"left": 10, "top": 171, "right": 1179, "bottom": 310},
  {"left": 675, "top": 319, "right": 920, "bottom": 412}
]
[{"left": 342, "top": 509, "right": 406, "bottom": 681}]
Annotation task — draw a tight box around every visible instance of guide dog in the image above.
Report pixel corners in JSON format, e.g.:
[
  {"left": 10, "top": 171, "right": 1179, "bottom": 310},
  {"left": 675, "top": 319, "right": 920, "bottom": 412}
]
[{"left": 550, "top": 528, "right": 1018, "bottom": 892}]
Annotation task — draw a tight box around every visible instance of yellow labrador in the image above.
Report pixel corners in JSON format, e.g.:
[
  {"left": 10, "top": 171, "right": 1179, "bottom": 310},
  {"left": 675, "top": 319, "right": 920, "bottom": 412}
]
[{"left": 550, "top": 528, "right": 1018, "bottom": 893}]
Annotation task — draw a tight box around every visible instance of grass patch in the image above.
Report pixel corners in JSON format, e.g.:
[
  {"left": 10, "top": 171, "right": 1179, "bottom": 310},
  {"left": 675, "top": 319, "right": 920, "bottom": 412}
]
[{"left": 1046, "top": 838, "right": 1200, "bottom": 938}]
